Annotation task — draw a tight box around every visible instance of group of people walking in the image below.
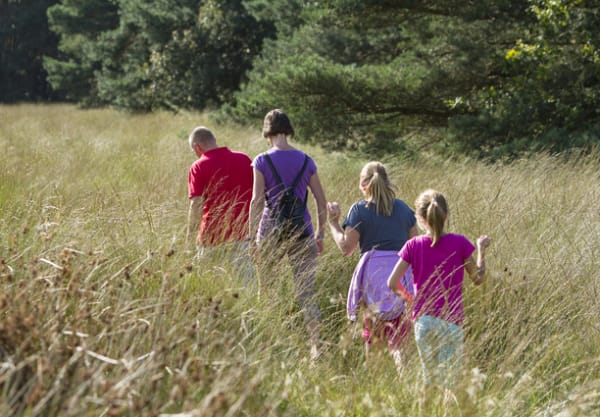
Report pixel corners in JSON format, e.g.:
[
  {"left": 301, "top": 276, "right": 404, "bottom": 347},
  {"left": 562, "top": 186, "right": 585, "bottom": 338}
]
[{"left": 186, "top": 108, "right": 491, "bottom": 394}]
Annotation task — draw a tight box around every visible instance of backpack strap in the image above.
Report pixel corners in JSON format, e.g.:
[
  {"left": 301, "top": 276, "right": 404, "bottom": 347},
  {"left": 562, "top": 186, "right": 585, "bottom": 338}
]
[
  {"left": 263, "top": 153, "right": 285, "bottom": 190},
  {"left": 263, "top": 153, "right": 309, "bottom": 206},
  {"left": 290, "top": 154, "right": 309, "bottom": 191}
]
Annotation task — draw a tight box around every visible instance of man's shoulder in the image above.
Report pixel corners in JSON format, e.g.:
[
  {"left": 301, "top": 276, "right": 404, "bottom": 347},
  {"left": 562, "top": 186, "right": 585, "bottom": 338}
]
[
  {"left": 232, "top": 150, "right": 252, "bottom": 162},
  {"left": 221, "top": 147, "right": 251, "bottom": 162},
  {"left": 189, "top": 157, "right": 204, "bottom": 171},
  {"left": 200, "top": 147, "right": 251, "bottom": 165}
]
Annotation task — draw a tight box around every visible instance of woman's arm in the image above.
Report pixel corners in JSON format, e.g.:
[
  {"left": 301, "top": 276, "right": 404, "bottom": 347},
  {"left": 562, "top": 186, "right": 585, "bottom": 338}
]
[
  {"left": 249, "top": 168, "right": 266, "bottom": 242},
  {"left": 327, "top": 202, "right": 360, "bottom": 256},
  {"left": 308, "top": 172, "right": 327, "bottom": 251}
]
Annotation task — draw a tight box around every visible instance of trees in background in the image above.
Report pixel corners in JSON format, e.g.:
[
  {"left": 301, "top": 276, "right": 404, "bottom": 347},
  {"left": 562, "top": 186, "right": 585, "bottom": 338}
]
[
  {"left": 44, "top": 0, "right": 274, "bottom": 110},
  {"left": 453, "top": 1, "right": 600, "bottom": 158},
  {"left": 231, "top": 0, "right": 600, "bottom": 158},
  {"left": 233, "top": 0, "right": 502, "bottom": 153},
  {"left": 43, "top": 0, "right": 119, "bottom": 106},
  {"left": 2, "top": 0, "right": 599, "bottom": 158},
  {"left": 0, "top": 0, "right": 59, "bottom": 101}
]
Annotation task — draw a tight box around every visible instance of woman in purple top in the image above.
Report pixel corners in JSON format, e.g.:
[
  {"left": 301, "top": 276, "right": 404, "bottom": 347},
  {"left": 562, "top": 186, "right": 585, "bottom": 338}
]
[
  {"left": 387, "top": 189, "right": 490, "bottom": 394},
  {"left": 327, "top": 161, "right": 417, "bottom": 364},
  {"left": 249, "top": 109, "right": 327, "bottom": 361}
]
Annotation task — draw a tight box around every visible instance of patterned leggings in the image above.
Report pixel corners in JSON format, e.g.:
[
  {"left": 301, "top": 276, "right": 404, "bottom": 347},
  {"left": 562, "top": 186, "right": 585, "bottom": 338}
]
[{"left": 414, "top": 315, "right": 463, "bottom": 387}]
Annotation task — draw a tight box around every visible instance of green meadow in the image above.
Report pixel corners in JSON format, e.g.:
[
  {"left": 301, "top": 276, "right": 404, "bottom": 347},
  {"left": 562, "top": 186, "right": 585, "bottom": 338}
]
[{"left": 1, "top": 104, "right": 599, "bottom": 416}]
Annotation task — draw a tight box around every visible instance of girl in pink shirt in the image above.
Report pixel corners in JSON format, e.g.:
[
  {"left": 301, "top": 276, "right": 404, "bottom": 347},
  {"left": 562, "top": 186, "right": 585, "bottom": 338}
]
[{"left": 387, "top": 189, "right": 490, "bottom": 394}]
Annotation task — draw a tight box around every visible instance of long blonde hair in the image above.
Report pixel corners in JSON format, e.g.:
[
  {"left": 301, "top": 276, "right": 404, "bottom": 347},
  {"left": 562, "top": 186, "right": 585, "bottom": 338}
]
[
  {"left": 415, "top": 189, "right": 448, "bottom": 247},
  {"left": 361, "top": 162, "right": 395, "bottom": 216}
]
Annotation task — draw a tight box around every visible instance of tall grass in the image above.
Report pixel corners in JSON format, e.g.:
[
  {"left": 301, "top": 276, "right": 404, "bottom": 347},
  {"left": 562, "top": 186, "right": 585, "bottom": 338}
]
[{"left": 1, "top": 104, "right": 599, "bottom": 416}]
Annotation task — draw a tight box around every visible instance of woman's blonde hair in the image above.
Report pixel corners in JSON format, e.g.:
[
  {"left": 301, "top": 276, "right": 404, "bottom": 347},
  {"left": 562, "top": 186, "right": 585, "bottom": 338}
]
[
  {"left": 415, "top": 189, "right": 448, "bottom": 247},
  {"left": 361, "top": 161, "right": 395, "bottom": 216}
]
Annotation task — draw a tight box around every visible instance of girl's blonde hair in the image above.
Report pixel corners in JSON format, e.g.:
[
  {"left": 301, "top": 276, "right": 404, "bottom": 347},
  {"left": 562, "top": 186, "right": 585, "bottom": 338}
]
[
  {"left": 415, "top": 189, "right": 448, "bottom": 247},
  {"left": 361, "top": 161, "right": 395, "bottom": 216}
]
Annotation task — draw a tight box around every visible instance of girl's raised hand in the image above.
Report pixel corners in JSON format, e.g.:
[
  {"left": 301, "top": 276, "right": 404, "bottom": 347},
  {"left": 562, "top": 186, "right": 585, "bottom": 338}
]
[
  {"left": 327, "top": 202, "right": 341, "bottom": 222},
  {"left": 477, "top": 235, "right": 491, "bottom": 249}
]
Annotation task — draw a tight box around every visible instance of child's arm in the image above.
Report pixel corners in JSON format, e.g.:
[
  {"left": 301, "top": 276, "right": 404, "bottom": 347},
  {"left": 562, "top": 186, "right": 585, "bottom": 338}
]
[
  {"left": 327, "top": 202, "right": 360, "bottom": 256},
  {"left": 387, "top": 259, "right": 414, "bottom": 301},
  {"left": 466, "top": 235, "right": 491, "bottom": 285}
]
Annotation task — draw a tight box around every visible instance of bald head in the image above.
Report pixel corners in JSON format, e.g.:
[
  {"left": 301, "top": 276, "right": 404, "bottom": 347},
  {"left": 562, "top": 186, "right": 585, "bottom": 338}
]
[{"left": 189, "top": 126, "right": 217, "bottom": 151}]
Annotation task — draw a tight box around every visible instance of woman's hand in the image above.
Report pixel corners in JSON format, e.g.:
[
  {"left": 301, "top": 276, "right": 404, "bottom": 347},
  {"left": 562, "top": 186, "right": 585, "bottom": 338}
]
[
  {"left": 248, "top": 239, "right": 259, "bottom": 260},
  {"left": 315, "top": 235, "right": 324, "bottom": 255}
]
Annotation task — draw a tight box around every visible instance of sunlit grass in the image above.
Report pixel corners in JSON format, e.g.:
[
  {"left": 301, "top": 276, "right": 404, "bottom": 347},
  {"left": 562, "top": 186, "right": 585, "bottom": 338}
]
[{"left": 1, "top": 104, "right": 599, "bottom": 416}]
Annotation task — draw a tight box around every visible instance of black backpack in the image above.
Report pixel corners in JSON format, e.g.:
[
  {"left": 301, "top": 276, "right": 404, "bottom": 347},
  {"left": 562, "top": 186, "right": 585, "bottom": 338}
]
[{"left": 263, "top": 153, "right": 310, "bottom": 240}]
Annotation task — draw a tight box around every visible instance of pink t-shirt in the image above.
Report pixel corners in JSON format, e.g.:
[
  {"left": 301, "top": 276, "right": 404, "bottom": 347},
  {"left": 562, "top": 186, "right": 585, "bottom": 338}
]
[{"left": 398, "top": 233, "right": 475, "bottom": 325}]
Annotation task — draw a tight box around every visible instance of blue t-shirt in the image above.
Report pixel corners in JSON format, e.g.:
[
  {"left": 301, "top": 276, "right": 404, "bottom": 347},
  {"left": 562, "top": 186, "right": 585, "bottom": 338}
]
[{"left": 343, "top": 199, "right": 416, "bottom": 253}]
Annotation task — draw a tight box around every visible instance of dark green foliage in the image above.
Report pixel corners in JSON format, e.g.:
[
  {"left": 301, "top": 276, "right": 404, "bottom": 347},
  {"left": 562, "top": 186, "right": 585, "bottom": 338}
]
[
  {"left": 0, "top": 0, "right": 60, "bottom": 102},
  {"left": 232, "top": 0, "right": 600, "bottom": 158},
  {"left": 244, "top": 0, "right": 305, "bottom": 37},
  {"left": 5, "top": 0, "right": 600, "bottom": 158},
  {"left": 451, "top": 1, "right": 600, "bottom": 159},
  {"left": 45, "top": 0, "right": 274, "bottom": 110},
  {"left": 44, "top": 0, "right": 119, "bottom": 105},
  {"left": 140, "top": 0, "right": 274, "bottom": 110},
  {"left": 229, "top": 0, "right": 528, "bottom": 156}
]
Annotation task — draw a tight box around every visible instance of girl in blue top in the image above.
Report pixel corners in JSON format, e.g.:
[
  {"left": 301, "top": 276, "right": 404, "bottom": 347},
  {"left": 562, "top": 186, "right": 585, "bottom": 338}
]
[{"left": 327, "top": 161, "right": 417, "bottom": 365}]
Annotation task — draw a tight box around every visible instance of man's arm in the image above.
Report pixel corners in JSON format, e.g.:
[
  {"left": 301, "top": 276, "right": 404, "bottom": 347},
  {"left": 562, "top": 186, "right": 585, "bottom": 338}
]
[
  {"left": 186, "top": 196, "right": 203, "bottom": 245},
  {"left": 249, "top": 168, "right": 266, "bottom": 242}
]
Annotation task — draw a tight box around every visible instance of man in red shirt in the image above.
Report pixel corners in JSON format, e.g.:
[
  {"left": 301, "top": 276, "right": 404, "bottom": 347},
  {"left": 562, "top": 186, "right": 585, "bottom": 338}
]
[{"left": 186, "top": 126, "right": 253, "bottom": 251}]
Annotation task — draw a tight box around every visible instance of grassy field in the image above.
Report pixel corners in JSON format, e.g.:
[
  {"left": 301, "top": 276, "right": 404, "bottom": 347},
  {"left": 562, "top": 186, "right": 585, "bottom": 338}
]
[{"left": 1, "top": 104, "right": 599, "bottom": 416}]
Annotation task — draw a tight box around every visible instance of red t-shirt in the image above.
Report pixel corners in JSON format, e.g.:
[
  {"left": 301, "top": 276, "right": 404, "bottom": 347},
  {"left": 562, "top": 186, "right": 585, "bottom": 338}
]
[{"left": 188, "top": 147, "right": 253, "bottom": 245}]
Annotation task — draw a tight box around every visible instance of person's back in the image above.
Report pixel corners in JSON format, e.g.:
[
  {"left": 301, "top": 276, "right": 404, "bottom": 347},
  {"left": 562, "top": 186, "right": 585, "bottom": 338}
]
[
  {"left": 328, "top": 161, "right": 417, "bottom": 361},
  {"left": 249, "top": 109, "right": 327, "bottom": 361},
  {"left": 187, "top": 127, "right": 253, "bottom": 246},
  {"left": 387, "top": 189, "right": 490, "bottom": 390},
  {"left": 254, "top": 148, "right": 316, "bottom": 240},
  {"left": 399, "top": 232, "right": 475, "bottom": 324},
  {"left": 191, "top": 148, "right": 252, "bottom": 245},
  {"left": 344, "top": 198, "right": 415, "bottom": 253}
]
